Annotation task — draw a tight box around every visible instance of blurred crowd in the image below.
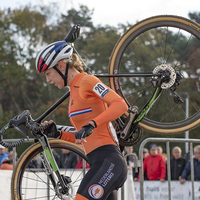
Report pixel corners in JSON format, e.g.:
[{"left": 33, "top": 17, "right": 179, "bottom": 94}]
[
  {"left": 0, "top": 144, "right": 90, "bottom": 170},
  {"left": 124, "top": 144, "right": 200, "bottom": 184},
  {"left": 0, "top": 144, "right": 15, "bottom": 170},
  {"left": 1, "top": 142, "right": 200, "bottom": 185}
]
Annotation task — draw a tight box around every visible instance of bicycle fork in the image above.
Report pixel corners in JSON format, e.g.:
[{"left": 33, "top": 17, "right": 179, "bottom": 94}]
[{"left": 38, "top": 136, "right": 72, "bottom": 197}]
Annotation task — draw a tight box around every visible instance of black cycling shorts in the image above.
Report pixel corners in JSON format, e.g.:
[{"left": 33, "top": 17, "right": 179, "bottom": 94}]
[{"left": 76, "top": 145, "right": 127, "bottom": 200}]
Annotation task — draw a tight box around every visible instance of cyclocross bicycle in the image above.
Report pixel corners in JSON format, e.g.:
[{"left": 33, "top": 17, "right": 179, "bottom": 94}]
[{"left": 1, "top": 15, "right": 200, "bottom": 200}]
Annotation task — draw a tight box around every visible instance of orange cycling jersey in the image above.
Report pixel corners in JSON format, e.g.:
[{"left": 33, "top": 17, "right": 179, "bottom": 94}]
[{"left": 61, "top": 73, "right": 128, "bottom": 154}]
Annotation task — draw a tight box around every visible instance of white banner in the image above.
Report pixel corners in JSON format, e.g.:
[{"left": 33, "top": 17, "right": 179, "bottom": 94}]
[
  {"left": 1, "top": 170, "right": 200, "bottom": 200},
  {"left": 0, "top": 170, "right": 12, "bottom": 200},
  {"left": 133, "top": 181, "right": 200, "bottom": 200}
]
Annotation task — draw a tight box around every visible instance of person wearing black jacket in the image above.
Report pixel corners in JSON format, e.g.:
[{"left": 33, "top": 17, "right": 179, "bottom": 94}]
[
  {"left": 170, "top": 146, "right": 186, "bottom": 180},
  {"left": 180, "top": 145, "right": 200, "bottom": 184},
  {"left": 59, "top": 148, "right": 78, "bottom": 169}
]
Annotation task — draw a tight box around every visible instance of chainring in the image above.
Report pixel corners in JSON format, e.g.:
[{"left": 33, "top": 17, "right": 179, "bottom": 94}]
[{"left": 118, "top": 126, "right": 143, "bottom": 146}]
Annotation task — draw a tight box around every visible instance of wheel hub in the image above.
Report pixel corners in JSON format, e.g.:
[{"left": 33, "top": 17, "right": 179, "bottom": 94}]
[
  {"left": 56, "top": 176, "right": 74, "bottom": 200},
  {"left": 153, "top": 64, "right": 176, "bottom": 89}
]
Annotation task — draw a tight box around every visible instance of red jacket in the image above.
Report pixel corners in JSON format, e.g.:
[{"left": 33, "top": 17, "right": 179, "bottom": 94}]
[{"left": 143, "top": 154, "right": 166, "bottom": 180}]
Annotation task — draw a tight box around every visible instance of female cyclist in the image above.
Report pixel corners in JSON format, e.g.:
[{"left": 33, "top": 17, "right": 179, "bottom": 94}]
[{"left": 36, "top": 41, "right": 128, "bottom": 200}]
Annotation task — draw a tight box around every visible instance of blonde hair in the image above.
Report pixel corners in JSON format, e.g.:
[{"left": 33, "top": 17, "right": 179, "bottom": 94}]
[{"left": 62, "top": 53, "right": 85, "bottom": 73}]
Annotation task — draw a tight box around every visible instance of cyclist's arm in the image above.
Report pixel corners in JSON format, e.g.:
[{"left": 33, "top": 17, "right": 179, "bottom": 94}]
[
  {"left": 80, "top": 75, "right": 128, "bottom": 127},
  {"left": 93, "top": 97, "right": 127, "bottom": 126},
  {"left": 181, "top": 162, "right": 190, "bottom": 180},
  {"left": 57, "top": 125, "right": 76, "bottom": 142},
  {"left": 57, "top": 125, "right": 76, "bottom": 133}
]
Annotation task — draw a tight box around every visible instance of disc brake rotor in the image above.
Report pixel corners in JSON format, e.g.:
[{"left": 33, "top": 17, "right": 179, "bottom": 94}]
[
  {"left": 56, "top": 182, "right": 74, "bottom": 200},
  {"left": 153, "top": 64, "right": 176, "bottom": 89}
]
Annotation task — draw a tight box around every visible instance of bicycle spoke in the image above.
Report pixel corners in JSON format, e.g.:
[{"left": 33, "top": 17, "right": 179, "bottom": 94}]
[
  {"left": 12, "top": 141, "right": 88, "bottom": 200},
  {"left": 109, "top": 15, "right": 200, "bottom": 133}
]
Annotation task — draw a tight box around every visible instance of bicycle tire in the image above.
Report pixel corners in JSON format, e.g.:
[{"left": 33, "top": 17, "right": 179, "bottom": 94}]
[
  {"left": 109, "top": 15, "right": 200, "bottom": 134},
  {"left": 11, "top": 139, "right": 88, "bottom": 200}
]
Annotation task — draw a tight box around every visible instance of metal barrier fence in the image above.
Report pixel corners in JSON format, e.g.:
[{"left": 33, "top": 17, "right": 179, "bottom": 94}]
[
  {"left": 2, "top": 137, "right": 200, "bottom": 200},
  {"left": 138, "top": 138, "right": 200, "bottom": 200}
]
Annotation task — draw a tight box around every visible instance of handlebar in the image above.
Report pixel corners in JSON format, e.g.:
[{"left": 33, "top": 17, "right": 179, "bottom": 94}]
[
  {"left": 0, "top": 90, "right": 71, "bottom": 148},
  {"left": 0, "top": 110, "right": 30, "bottom": 136},
  {"left": 0, "top": 110, "right": 49, "bottom": 148}
]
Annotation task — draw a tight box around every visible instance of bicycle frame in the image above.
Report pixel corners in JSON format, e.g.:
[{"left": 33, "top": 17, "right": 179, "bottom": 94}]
[
  {"left": 37, "top": 135, "right": 70, "bottom": 193},
  {"left": 33, "top": 72, "right": 162, "bottom": 129},
  {"left": 98, "top": 72, "right": 163, "bottom": 125}
]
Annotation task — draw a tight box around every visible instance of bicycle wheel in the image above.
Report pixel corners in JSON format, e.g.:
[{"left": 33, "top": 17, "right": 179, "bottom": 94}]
[
  {"left": 109, "top": 15, "right": 200, "bottom": 134},
  {"left": 11, "top": 139, "right": 88, "bottom": 200}
]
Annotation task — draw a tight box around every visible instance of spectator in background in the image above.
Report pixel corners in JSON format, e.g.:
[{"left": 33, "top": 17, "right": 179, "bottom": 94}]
[
  {"left": 124, "top": 146, "right": 138, "bottom": 180},
  {"left": 133, "top": 148, "right": 149, "bottom": 181},
  {"left": 0, "top": 151, "right": 17, "bottom": 170},
  {"left": 143, "top": 148, "right": 149, "bottom": 160},
  {"left": 157, "top": 145, "right": 167, "bottom": 163},
  {"left": 170, "top": 146, "right": 186, "bottom": 180},
  {"left": 76, "top": 157, "right": 90, "bottom": 169},
  {"left": 142, "top": 148, "right": 149, "bottom": 180},
  {"left": 27, "top": 156, "right": 40, "bottom": 168},
  {"left": 0, "top": 144, "right": 8, "bottom": 167},
  {"left": 59, "top": 149, "right": 78, "bottom": 169},
  {"left": 157, "top": 146, "right": 163, "bottom": 154},
  {"left": 4, "top": 147, "right": 8, "bottom": 154},
  {"left": 124, "top": 146, "right": 135, "bottom": 167},
  {"left": 180, "top": 145, "right": 200, "bottom": 184},
  {"left": 139, "top": 144, "right": 166, "bottom": 182}
]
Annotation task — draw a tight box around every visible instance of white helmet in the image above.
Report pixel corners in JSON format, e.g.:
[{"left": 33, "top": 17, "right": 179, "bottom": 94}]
[{"left": 36, "top": 41, "right": 73, "bottom": 73}]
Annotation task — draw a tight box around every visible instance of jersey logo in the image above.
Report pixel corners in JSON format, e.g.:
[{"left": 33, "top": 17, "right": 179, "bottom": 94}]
[
  {"left": 93, "top": 82, "right": 110, "bottom": 98},
  {"left": 69, "top": 107, "right": 92, "bottom": 118},
  {"left": 88, "top": 184, "right": 104, "bottom": 199}
]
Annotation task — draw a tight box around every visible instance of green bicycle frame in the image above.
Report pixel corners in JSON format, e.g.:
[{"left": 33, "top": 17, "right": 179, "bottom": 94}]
[
  {"left": 39, "top": 135, "right": 68, "bottom": 191},
  {"left": 134, "top": 87, "right": 162, "bottom": 123}
]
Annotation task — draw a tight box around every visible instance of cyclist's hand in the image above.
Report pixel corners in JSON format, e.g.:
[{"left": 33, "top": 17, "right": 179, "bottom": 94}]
[
  {"left": 75, "top": 123, "right": 95, "bottom": 144},
  {"left": 42, "top": 120, "right": 61, "bottom": 138}
]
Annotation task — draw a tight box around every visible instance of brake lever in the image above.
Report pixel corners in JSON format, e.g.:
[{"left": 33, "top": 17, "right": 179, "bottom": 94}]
[
  {"left": 13, "top": 125, "right": 30, "bottom": 140},
  {"left": 9, "top": 115, "right": 28, "bottom": 128},
  {"left": 8, "top": 111, "right": 31, "bottom": 140}
]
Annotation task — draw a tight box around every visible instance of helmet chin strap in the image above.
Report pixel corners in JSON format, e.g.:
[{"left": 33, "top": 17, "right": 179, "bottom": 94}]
[{"left": 53, "top": 63, "right": 69, "bottom": 87}]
